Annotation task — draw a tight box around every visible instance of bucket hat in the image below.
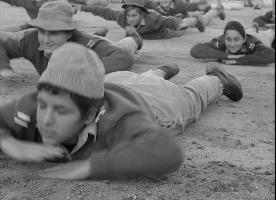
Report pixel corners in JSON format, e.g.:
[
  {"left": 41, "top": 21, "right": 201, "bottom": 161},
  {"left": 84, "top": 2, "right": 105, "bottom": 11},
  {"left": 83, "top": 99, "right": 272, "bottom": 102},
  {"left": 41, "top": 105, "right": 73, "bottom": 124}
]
[
  {"left": 122, "top": 0, "right": 149, "bottom": 14},
  {"left": 28, "top": 0, "right": 79, "bottom": 31}
]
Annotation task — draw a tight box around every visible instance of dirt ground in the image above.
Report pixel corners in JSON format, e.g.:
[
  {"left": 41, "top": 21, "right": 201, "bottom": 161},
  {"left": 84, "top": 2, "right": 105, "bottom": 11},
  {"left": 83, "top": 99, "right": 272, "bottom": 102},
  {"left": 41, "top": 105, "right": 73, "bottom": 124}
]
[{"left": 0, "top": 2, "right": 275, "bottom": 200}]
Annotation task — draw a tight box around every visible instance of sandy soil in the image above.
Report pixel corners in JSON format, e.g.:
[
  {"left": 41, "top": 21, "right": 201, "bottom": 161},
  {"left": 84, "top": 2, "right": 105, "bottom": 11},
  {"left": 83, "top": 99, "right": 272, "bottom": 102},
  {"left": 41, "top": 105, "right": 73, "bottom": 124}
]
[{"left": 0, "top": 2, "right": 275, "bottom": 200}]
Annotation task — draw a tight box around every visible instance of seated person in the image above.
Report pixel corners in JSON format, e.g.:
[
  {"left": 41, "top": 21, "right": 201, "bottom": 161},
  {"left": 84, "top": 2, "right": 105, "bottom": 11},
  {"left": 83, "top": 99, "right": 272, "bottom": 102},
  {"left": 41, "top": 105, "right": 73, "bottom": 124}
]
[
  {"left": 0, "top": 0, "right": 135, "bottom": 78},
  {"left": 77, "top": 0, "right": 208, "bottom": 40},
  {"left": 0, "top": 42, "right": 243, "bottom": 180},
  {"left": 190, "top": 20, "right": 275, "bottom": 66}
]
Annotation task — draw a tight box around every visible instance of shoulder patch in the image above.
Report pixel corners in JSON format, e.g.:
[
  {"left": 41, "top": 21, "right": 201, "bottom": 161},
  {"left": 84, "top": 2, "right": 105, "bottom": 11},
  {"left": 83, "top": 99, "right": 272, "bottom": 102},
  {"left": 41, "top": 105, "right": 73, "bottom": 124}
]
[
  {"left": 87, "top": 39, "right": 96, "bottom": 48},
  {"left": 17, "top": 111, "right": 31, "bottom": 122},
  {"left": 14, "top": 117, "right": 28, "bottom": 128},
  {"left": 249, "top": 43, "right": 255, "bottom": 50},
  {"left": 18, "top": 30, "right": 25, "bottom": 42},
  {"left": 216, "top": 41, "right": 219, "bottom": 49}
]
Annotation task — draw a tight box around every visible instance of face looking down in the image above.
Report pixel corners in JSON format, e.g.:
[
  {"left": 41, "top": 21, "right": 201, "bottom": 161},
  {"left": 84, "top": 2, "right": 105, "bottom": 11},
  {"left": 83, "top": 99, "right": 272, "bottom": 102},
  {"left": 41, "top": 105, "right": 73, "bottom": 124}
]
[{"left": 36, "top": 90, "right": 88, "bottom": 146}]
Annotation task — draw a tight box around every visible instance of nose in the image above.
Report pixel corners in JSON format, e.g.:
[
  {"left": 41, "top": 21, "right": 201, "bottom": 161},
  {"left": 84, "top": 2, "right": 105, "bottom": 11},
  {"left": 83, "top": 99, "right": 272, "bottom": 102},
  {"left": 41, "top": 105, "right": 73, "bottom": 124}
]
[
  {"left": 229, "top": 41, "right": 236, "bottom": 47},
  {"left": 43, "top": 109, "right": 54, "bottom": 126},
  {"left": 43, "top": 32, "right": 51, "bottom": 44}
]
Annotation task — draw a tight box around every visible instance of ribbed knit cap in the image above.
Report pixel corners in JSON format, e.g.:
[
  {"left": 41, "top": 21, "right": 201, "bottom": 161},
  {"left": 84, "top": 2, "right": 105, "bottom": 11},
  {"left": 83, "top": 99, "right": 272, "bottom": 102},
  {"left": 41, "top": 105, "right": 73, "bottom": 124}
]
[{"left": 39, "top": 42, "right": 105, "bottom": 98}]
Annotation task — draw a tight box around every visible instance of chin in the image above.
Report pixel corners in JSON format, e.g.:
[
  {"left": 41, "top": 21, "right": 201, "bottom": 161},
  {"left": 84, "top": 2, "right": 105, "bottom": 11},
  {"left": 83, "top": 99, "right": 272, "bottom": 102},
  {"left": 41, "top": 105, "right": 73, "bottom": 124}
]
[
  {"left": 42, "top": 138, "right": 58, "bottom": 145},
  {"left": 228, "top": 49, "right": 240, "bottom": 54}
]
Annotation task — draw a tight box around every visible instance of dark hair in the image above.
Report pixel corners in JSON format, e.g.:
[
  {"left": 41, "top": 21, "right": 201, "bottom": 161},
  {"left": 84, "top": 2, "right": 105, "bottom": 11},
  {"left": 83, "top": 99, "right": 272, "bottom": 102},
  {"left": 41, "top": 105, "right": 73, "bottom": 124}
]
[
  {"left": 124, "top": 5, "right": 144, "bottom": 15},
  {"left": 37, "top": 83, "right": 103, "bottom": 119},
  {"left": 223, "top": 20, "right": 246, "bottom": 38}
]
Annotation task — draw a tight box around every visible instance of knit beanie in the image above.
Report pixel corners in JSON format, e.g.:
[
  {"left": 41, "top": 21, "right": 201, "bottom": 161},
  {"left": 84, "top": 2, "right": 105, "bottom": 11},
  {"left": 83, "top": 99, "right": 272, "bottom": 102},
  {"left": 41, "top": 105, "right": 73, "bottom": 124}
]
[
  {"left": 223, "top": 20, "right": 246, "bottom": 38},
  {"left": 39, "top": 42, "right": 105, "bottom": 98}
]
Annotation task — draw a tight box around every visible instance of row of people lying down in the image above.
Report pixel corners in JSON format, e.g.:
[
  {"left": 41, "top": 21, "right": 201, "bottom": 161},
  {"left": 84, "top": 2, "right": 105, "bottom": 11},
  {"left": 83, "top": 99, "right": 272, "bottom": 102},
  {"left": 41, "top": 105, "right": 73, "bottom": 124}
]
[
  {"left": 0, "top": 0, "right": 215, "bottom": 20},
  {"left": 0, "top": 0, "right": 110, "bottom": 19},
  {"left": 1, "top": 0, "right": 226, "bottom": 36},
  {"left": 0, "top": 0, "right": 269, "bottom": 180},
  {"left": 0, "top": 0, "right": 273, "bottom": 43},
  {"left": 0, "top": 0, "right": 274, "bottom": 79}
]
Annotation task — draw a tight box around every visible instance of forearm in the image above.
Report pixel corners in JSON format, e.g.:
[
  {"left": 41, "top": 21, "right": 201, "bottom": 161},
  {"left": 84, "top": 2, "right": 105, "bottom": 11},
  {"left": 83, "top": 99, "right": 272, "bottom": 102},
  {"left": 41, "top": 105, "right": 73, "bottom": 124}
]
[
  {"left": 0, "top": 128, "right": 15, "bottom": 152},
  {"left": 190, "top": 43, "right": 228, "bottom": 60},
  {"left": 253, "top": 17, "right": 270, "bottom": 27},
  {"left": 88, "top": 130, "right": 183, "bottom": 178},
  {"left": 235, "top": 50, "right": 275, "bottom": 65},
  {"left": 81, "top": 6, "right": 120, "bottom": 22},
  {"left": 0, "top": 40, "right": 12, "bottom": 71},
  {"left": 102, "top": 49, "right": 134, "bottom": 74},
  {"left": 0, "top": 31, "right": 23, "bottom": 71},
  {"left": 0, "top": 128, "right": 12, "bottom": 141},
  {"left": 93, "top": 40, "right": 134, "bottom": 74}
]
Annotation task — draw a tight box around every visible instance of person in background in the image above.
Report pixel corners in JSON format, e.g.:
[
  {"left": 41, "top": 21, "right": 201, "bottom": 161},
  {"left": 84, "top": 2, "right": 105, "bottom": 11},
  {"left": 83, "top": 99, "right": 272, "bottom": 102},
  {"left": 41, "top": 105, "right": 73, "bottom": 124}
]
[
  {"left": 0, "top": 0, "right": 109, "bottom": 20},
  {"left": 190, "top": 20, "right": 275, "bottom": 65},
  {"left": 0, "top": 0, "right": 135, "bottom": 78},
  {"left": 77, "top": 0, "right": 208, "bottom": 40},
  {"left": 253, "top": 3, "right": 275, "bottom": 28},
  {"left": 143, "top": 0, "right": 212, "bottom": 19},
  {"left": 0, "top": 0, "right": 108, "bottom": 35},
  {"left": 249, "top": 1, "right": 275, "bottom": 48},
  {"left": 0, "top": 42, "right": 243, "bottom": 180}
]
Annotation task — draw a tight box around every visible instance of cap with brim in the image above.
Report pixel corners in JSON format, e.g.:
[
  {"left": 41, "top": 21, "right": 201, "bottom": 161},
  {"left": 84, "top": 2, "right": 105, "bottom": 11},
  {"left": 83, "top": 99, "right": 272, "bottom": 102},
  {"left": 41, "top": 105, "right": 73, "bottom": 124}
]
[
  {"left": 27, "top": 0, "right": 79, "bottom": 31},
  {"left": 122, "top": 0, "right": 149, "bottom": 14}
]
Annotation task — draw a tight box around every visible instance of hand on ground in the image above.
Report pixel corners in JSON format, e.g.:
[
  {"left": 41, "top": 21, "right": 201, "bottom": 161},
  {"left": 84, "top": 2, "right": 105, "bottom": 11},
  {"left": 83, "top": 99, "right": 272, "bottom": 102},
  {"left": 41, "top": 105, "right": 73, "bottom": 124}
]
[
  {"left": 0, "top": 137, "right": 70, "bottom": 162},
  {"left": 39, "top": 159, "right": 92, "bottom": 180}
]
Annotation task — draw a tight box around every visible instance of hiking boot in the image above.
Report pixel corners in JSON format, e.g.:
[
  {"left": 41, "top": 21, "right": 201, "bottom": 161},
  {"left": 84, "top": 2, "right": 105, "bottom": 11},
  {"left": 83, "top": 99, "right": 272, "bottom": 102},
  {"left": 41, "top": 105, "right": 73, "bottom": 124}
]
[
  {"left": 156, "top": 64, "right": 180, "bottom": 80},
  {"left": 206, "top": 64, "right": 243, "bottom": 102},
  {"left": 195, "top": 15, "right": 205, "bottom": 32},
  {"left": 125, "top": 26, "right": 143, "bottom": 50},
  {"left": 216, "top": 4, "right": 225, "bottom": 20},
  {"left": 94, "top": 27, "right": 108, "bottom": 37}
]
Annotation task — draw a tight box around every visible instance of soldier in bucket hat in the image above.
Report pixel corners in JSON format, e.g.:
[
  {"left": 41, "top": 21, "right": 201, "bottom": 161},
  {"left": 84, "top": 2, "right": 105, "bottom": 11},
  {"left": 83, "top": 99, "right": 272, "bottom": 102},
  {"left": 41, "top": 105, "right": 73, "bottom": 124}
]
[
  {"left": 0, "top": 0, "right": 134, "bottom": 78},
  {"left": 0, "top": 42, "right": 243, "bottom": 180}
]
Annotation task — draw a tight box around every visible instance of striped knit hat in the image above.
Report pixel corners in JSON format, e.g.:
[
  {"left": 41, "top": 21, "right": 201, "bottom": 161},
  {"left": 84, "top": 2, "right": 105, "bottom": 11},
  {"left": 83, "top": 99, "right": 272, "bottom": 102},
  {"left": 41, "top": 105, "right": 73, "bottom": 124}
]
[{"left": 39, "top": 42, "right": 105, "bottom": 98}]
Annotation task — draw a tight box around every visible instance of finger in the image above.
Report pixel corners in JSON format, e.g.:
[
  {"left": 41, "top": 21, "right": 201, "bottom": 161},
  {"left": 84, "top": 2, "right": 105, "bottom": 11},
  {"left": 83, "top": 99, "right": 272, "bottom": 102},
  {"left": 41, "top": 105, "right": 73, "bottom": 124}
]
[
  {"left": 39, "top": 164, "right": 75, "bottom": 179},
  {"left": 39, "top": 162, "right": 90, "bottom": 180},
  {"left": 40, "top": 146, "right": 68, "bottom": 161}
]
